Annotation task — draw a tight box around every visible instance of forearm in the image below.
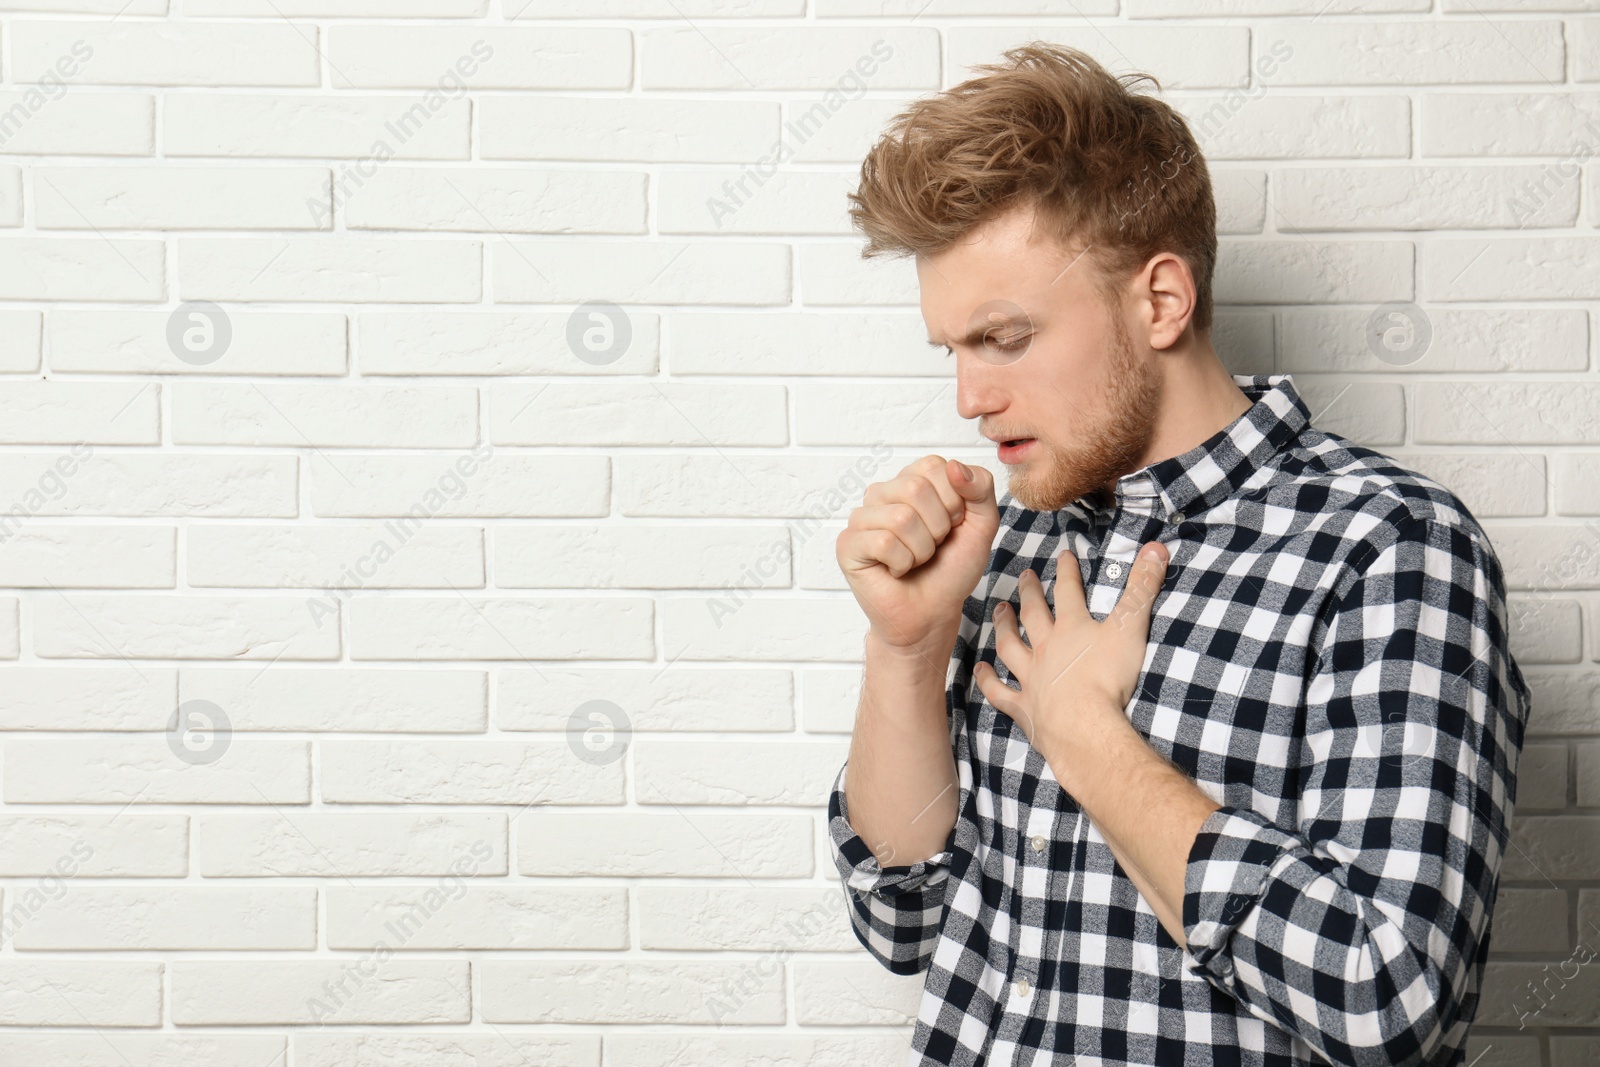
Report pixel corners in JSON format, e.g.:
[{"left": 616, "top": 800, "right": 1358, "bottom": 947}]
[
  {"left": 844, "top": 628, "right": 960, "bottom": 870},
  {"left": 1045, "top": 704, "right": 1219, "bottom": 948}
]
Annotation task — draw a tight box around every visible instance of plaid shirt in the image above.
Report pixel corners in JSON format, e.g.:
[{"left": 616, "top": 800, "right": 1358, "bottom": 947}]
[{"left": 828, "top": 373, "right": 1531, "bottom": 1067}]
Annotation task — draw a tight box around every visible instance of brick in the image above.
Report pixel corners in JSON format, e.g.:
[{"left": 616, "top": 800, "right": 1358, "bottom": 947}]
[
  {"left": 193, "top": 0, "right": 483, "bottom": 11},
  {"left": 952, "top": 26, "right": 1248, "bottom": 90},
  {"left": 792, "top": 959, "right": 922, "bottom": 1024},
  {"left": 36, "top": 166, "right": 330, "bottom": 230},
  {"left": 166, "top": 94, "right": 470, "bottom": 159},
  {"left": 1175, "top": 93, "right": 1412, "bottom": 160},
  {"left": 1507, "top": 598, "right": 1584, "bottom": 664},
  {"left": 1417, "top": 382, "right": 1600, "bottom": 444},
  {"left": 609, "top": 1034, "right": 911, "bottom": 1066},
  {"left": 343, "top": 168, "right": 645, "bottom": 233},
  {"left": 358, "top": 311, "right": 659, "bottom": 376},
  {"left": 493, "top": 239, "right": 789, "bottom": 305},
  {"left": 34, "top": 594, "right": 339, "bottom": 659},
  {"left": 795, "top": 381, "right": 986, "bottom": 445},
  {"left": 295, "top": 1034, "right": 600, "bottom": 1067},
  {"left": 50, "top": 310, "right": 346, "bottom": 376},
  {"left": 309, "top": 452, "right": 608, "bottom": 518},
  {"left": 1265, "top": 21, "right": 1563, "bottom": 85},
  {"left": 326, "top": 887, "right": 626, "bottom": 949},
  {"left": 0, "top": 310, "right": 41, "bottom": 372},
  {"left": 1526, "top": 669, "right": 1600, "bottom": 734},
  {"left": 1516, "top": 743, "right": 1570, "bottom": 811},
  {"left": 0, "top": 452, "right": 296, "bottom": 517},
  {"left": 633, "top": 740, "right": 848, "bottom": 805},
  {"left": 178, "top": 238, "right": 481, "bottom": 303},
  {"left": 1556, "top": 454, "right": 1600, "bottom": 515},
  {"left": 11, "top": 887, "right": 316, "bottom": 950},
  {"left": 481, "top": 96, "right": 776, "bottom": 162},
  {"left": 328, "top": 27, "right": 629, "bottom": 89},
  {"left": 0, "top": 962, "right": 161, "bottom": 1025},
  {"left": 0, "top": 525, "right": 173, "bottom": 587},
  {"left": 0, "top": 92, "right": 153, "bottom": 155},
  {"left": 0, "top": 814, "right": 186, "bottom": 876},
  {"left": 0, "top": 1035, "right": 285, "bottom": 1067},
  {"left": 197, "top": 813, "right": 506, "bottom": 876},
  {"left": 663, "top": 595, "right": 868, "bottom": 661},
  {"left": 1503, "top": 816, "right": 1600, "bottom": 879},
  {"left": 517, "top": 812, "right": 813, "bottom": 877},
  {"left": 1281, "top": 307, "right": 1587, "bottom": 375},
  {"left": 4, "top": 739, "right": 310, "bottom": 804},
  {"left": 494, "top": 524, "right": 791, "bottom": 589},
  {"left": 615, "top": 448, "right": 908, "bottom": 518},
  {"left": 1215, "top": 240, "right": 1412, "bottom": 305},
  {"left": 0, "top": 381, "right": 159, "bottom": 444},
  {"left": 171, "top": 960, "right": 469, "bottom": 1025},
  {"left": 350, "top": 596, "right": 652, "bottom": 661},
  {"left": 0, "top": 237, "right": 164, "bottom": 301},
  {"left": 669, "top": 311, "right": 933, "bottom": 374},
  {"left": 490, "top": 383, "right": 787, "bottom": 446},
  {"left": 496, "top": 667, "right": 793, "bottom": 732},
  {"left": 642, "top": 26, "right": 938, "bottom": 91},
  {"left": 187, "top": 524, "right": 483, "bottom": 589},
  {"left": 1276, "top": 165, "right": 1578, "bottom": 230},
  {"left": 658, "top": 169, "right": 857, "bottom": 235},
  {"left": 0, "top": 666, "right": 176, "bottom": 730},
  {"left": 182, "top": 668, "right": 486, "bottom": 732},
  {"left": 320, "top": 740, "right": 623, "bottom": 804},
  {"left": 172, "top": 383, "right": 476, "bottom": 448},
  {"left": 638, "top": 886, "right": 857, "bottom": 950},
  {"left": 12, "top": 23, "right": 320, "bottom": 86},
  {"left": 479, "top": 960, "right": 783, "bottom": 1024}
]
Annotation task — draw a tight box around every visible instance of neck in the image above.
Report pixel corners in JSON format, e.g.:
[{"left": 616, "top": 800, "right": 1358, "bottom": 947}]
[{"left": 1100, "top": 334, "right": 1254, "bottom": 501}]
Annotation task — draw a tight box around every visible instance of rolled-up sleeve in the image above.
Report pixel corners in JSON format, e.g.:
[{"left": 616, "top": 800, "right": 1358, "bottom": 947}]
[
  {"left": 827, "top": 759, "right": 955, "bottom": 975},
  {"left": 1181, "top": 513, "right": 1531, "bottom": 1067}
]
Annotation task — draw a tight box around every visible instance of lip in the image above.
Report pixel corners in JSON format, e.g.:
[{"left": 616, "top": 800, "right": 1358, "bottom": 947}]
[{"left": 996, "top": 438, "right": 1036, "bottom": 463}]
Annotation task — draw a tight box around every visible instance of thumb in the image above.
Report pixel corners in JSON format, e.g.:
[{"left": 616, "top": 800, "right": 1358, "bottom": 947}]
[
  {"left": 949, "top": 459, "right": 997, "bottom": 508},
  {"left": 1111, "top": 540, "right": 1169, "bottom": 630}
]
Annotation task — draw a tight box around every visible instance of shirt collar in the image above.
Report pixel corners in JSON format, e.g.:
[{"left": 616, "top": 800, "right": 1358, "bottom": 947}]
[{"left": 1067, "top": 373, "right": 1311, "bottom": 522}]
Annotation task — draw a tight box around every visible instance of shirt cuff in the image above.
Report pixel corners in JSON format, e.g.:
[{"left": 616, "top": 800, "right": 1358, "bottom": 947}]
[
  {"left": 1182, "top": 804, "right": 1306, "bottom": 983},
  {"left": 828, "top": 761, "right": 953, "bottom": 897}
]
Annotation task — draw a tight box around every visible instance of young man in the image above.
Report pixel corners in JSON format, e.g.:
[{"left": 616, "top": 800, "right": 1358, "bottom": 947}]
[{"left": 830, "top": 43, "right": 1531, "bottom": 1067}]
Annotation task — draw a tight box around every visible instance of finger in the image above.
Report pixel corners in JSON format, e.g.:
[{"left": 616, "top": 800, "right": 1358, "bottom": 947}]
[
  {"left": 848, "top": 503, "right": 938, "bottom": 576},
  {"left": 878, "top": 471, "right": 963, "bottom": 550},
  {"left": 973, "top": 661, "right": 1029, "bottom": 732},
  {"left": 1016, "top": 568, "right": 1053, "bottom": 642},
  {"left": 947, "top": 459, "right": 999, "bottom": 522},
  {"left": 836, "top": 521, "right": 919, "bottom": 579},
  {"left": 1110, "top": 539, "right": 1170, "bottom": 631},
  {"left": 990, "top": 599, "right": 1031, "bottom": 684},
  {"left": 1052, "top": 546, "right": 1090, "bottom": 621}
]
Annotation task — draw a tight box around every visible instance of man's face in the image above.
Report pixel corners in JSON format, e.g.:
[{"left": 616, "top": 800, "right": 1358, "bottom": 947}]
[{"left": 919, "top": 203, "right": 1163, "bottom": 513}]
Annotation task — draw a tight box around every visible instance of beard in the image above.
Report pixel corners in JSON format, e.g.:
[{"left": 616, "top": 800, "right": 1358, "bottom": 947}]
[{"left": 1004, "top": 310, "right": 1163, "bottom": 514}]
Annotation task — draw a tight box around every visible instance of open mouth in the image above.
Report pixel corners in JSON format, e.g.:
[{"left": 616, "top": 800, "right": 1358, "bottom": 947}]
[{"left": 997, "top": 438, "right": 1037, "bottom": 462}]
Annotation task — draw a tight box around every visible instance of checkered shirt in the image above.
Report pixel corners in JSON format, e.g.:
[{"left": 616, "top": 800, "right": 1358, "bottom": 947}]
[{"left": 828, "top": 373, "right": 1532, "bottom": 1067}]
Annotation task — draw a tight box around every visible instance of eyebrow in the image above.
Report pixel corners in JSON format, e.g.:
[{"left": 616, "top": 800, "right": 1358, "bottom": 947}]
[{"left": 927, "top": 316, "right": 1032, "bottom": 350}]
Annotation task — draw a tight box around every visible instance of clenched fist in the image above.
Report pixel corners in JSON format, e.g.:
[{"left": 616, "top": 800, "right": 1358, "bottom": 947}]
[{"left": 836, "top": 454, "right": 1001, "bottom": 662}]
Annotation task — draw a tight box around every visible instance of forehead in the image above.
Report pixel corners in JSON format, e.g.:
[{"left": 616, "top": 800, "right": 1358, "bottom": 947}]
[{"left": 917, "top": 208, "right": 1098, "bottom": 345}]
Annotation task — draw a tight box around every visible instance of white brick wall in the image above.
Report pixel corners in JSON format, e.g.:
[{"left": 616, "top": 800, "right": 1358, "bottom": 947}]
[{"left": 0, "top": 3, "right": 1589, "bottom": 1065}]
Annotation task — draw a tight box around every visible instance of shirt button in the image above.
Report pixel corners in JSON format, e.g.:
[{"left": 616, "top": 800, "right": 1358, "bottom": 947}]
[
  {"left": 1014, "top": 978, "right": 1031, "bottom": 998},
  {"left": 1030, "top": 835, "right": 1046, "bottom": 853},
  {"left": 1171, "top": 511, "right": 1185, "bottom": 524},
  {"left": 1105, "top": 561, "right": 1124, "bottom": 581}
]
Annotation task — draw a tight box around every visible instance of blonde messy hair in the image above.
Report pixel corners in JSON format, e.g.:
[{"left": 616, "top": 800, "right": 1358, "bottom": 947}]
[{"left": 847, "top": 42, "right": 1218, "bottom": 332}]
